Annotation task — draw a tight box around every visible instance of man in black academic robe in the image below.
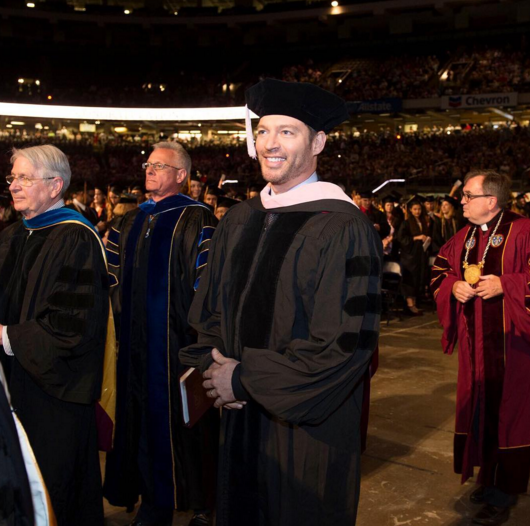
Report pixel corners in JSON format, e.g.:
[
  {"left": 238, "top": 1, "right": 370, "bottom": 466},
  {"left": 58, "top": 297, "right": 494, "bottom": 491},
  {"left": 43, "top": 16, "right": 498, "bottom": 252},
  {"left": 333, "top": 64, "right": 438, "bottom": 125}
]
[
  {"left": 103, "top": 142, "right": 219, "bottom": 526},
  {"left": 0, "top": 144, "right": 109, "bottom": 526},
  {"left": 180, "top": 79, "right": 382, "bottom": 526}
]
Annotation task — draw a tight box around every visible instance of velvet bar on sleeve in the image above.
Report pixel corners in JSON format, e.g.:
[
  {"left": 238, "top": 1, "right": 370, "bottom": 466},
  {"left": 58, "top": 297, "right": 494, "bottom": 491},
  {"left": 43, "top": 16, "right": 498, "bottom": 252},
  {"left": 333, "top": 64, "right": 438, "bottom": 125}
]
[
  {"left": 103, "top": 195, "right": 219, "bottom": 513},
  {"left": 181, "top": 190, "right": 383, "bottom": 526},
  {"left": 0, "top": 214, "right": 109, "bottom": 526},
  {"left": 0, "top": 222, "right": 109, "bottom": 404}
]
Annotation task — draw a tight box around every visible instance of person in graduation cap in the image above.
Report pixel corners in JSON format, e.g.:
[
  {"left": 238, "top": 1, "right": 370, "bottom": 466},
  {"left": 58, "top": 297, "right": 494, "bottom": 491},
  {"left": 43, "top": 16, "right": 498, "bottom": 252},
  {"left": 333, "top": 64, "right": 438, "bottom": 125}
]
[
  {"left": 202, "top": 185, "right": 220, "bottom": 210},
  {"left": 359, "top": 190, "right": 390, "bottom": 240},
  {"left": 381, "top": 195, "right": 403, "bottom": 260},
  {"left": 0, "top": 144, "right": 111, "bottom": 525},
  {"left": 103, "top": 141, "right": 219, "bottom": 526},
  {"left": 214, "top": 197, "right": 238, "bottom": 221},
  {"left": 432, "top": 195, "right": 466, "bottom": 254},
  {"left": 179, "top": 78, "right": 383, "bottom": 526},
  {"left": 188, "top": 173, "right": 204, "bottom": 202},
  {"left": 431, "top": 170, "right": 530, "bottom": 525},
  {"left": 396, "top": 196, "right": 432, "bottom": 315}
]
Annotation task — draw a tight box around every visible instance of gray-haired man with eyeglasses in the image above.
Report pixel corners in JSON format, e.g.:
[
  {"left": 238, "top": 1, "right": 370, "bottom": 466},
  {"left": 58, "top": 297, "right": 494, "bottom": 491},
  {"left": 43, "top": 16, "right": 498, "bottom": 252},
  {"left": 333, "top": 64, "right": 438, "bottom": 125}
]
[
  {"left": 0, "top": 144, "right": 110, "bottom": 525},
  {"left": 431, "top": 170, "right": 530, "bottom": 526},
  {"left": 103, "top": 141, "right": 219, "bottom": 526}
]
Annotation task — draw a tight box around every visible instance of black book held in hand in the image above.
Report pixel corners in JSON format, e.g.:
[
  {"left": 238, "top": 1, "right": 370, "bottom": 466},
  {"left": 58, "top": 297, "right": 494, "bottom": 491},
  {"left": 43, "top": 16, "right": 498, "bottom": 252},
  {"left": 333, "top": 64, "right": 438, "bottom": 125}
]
[{"left": 180, "top": 367, "right": 215, "bottom": 427}]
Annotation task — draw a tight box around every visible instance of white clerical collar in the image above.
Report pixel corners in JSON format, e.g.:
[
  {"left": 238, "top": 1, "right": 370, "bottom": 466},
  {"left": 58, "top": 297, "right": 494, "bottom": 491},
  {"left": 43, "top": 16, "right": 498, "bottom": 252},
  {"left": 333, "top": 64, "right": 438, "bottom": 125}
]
[
  {"left": 480, "top": 223, "right": 488, "bottom": 232},
  {"left": 269, "top": 172, "right": 318, "bottom": 197},
  {"left": 45, "top": 199, "right": 65, "bottom": 213},
  {"left": 73, "top": 198, "right": 86, "bottom": 212}
]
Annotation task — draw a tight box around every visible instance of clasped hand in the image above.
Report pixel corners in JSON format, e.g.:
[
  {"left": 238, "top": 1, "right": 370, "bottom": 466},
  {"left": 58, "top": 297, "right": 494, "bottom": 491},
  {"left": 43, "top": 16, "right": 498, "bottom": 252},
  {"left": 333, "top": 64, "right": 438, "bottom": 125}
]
[
  {"left": 202, "top": 348, "right": 246, "bottom": 410},
  {"left": 452, "top": 275, "right": 503, "bottom": 303}
]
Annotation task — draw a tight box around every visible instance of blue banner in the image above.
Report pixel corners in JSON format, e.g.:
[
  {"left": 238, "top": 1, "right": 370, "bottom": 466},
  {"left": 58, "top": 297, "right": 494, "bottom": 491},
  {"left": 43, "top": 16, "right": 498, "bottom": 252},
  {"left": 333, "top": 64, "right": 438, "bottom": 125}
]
[{"left": 349, "top": 98, "right": 403, "bottom": 114}]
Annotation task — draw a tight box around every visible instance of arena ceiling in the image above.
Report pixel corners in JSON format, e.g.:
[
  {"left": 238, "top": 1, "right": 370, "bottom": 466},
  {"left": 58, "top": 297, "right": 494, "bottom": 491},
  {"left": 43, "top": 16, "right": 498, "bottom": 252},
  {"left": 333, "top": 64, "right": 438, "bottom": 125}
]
[{"left": 10, "top": 0, "right": 514, "bottom": 16}]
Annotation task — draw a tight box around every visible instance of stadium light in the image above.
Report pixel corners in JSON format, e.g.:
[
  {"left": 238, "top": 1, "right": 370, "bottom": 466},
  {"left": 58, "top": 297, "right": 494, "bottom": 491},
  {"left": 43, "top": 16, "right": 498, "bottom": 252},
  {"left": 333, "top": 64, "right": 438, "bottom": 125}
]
[
  {"left": 372, "top": 179, "right": 406, "bottom": 194},
  {"left": 0, "top": 102, "right": 258, "bottom": 122}
]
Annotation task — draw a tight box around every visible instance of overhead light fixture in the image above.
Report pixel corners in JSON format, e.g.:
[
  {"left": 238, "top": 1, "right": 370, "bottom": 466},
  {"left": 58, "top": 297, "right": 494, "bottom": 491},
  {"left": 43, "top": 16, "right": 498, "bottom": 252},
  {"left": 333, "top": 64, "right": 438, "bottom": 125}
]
[
  {"left": 0, "top": 103, "right": 258, "bottom": 122},
  {"left": 372, "top": 179, "right": 406, "bottom": 194},
  {"left": 18, "top": 79, "right": 24, "bottom": 84},
  {"left": 11, "top": 121, "right": 26, "bottom": 126},
  {"left": 27, "top": 2, "right": 35, "bottom": 8},
  {"left": 331, "top": 1, "right": 339, "bottom": 6},
  {"left": 6, "top": 124, "right": 13, "bottom": 128},
  {"left": 35, "top": 80, "right": 40, "bottom": 86},
  {"left": 124, "top": 9, "right": 131, "bottom": 15},
  {"left": 174, "top": 11, "right": 178, "bottom": 15},
  {"left": 74, "top": 6, "right": 86, "bottom": 11}
]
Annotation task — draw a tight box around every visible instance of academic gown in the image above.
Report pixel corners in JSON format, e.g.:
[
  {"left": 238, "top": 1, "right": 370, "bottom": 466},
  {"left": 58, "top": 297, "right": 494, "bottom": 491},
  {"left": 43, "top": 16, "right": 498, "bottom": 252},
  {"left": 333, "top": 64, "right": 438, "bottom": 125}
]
[
  {"left": 432, "top": 215, "right": 466, "bottom": 254},
  {"left": 103, "top": 194, "right": 219, "bottom": 512},
  {"left": 0, "top": 212, "right": 109, "bottom": 526},
  {"left": 431, "top": 210, "right": 530, "bottom": 494},
  {"left": 396, "top": 219, "right": 430, "bottom": 298},
  {"left": 363, "top": 206, "right": 391, "bottom": 240},
  {"left": 180, "top": 182, "right": 383, "bottom": 526}
]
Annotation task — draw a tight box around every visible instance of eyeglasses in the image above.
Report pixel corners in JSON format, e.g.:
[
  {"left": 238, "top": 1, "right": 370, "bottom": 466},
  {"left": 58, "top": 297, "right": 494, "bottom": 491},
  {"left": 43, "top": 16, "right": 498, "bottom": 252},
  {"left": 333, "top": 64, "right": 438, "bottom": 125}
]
[
  {"left": 142, "top": 162, "right": 181, "bottom": 171},
  {"left": 462, "top": 192, "right": 493, "bottom": 203},
  {"left": 6, "top": 174, "right": 57, "bottom": 187}
]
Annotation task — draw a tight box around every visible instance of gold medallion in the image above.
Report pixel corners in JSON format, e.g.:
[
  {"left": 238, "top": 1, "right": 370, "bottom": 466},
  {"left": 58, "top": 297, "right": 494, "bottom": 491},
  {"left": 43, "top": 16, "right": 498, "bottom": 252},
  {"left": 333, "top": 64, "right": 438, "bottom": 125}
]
[{"left": 464, "top": 264, "right": 482, "bottom": 285}]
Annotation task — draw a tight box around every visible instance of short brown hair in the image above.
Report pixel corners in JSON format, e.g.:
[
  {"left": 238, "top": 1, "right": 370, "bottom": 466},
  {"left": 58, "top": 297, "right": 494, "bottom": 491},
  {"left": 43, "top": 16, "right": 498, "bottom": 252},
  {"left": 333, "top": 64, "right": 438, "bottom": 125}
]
[{"left": 464, "top": 169, "right": 512, "bottom": 209}]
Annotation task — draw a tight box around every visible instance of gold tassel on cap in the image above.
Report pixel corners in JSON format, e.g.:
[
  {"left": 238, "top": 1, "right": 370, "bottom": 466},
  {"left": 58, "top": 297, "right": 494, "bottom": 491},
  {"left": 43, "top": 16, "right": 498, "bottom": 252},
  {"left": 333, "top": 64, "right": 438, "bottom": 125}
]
[{"left": 245, "top": 104, "right": 257, "bottom": 159}]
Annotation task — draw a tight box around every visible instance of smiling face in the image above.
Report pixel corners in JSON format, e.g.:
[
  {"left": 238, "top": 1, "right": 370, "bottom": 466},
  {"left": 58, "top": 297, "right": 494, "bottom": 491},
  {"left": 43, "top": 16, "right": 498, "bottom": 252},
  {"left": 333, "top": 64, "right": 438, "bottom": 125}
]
[
  {"left": 9, "top": 157, "right": 63, "bottom": 219},
  {"left": 255, "top": 115, "right": 326, "bottom": 193},
  {"left": 189, "top": 180, "right": 202, "bottom": 200},
  {"left": 145, "top": 148, "right": 187, "bottom": 201}
]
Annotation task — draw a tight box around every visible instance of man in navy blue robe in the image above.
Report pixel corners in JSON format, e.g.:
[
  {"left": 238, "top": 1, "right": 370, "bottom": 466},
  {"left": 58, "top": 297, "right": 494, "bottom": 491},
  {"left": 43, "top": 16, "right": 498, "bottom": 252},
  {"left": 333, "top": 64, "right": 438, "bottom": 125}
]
[{"left": 103, "top": 142, "right": 218, "bottom": 526}]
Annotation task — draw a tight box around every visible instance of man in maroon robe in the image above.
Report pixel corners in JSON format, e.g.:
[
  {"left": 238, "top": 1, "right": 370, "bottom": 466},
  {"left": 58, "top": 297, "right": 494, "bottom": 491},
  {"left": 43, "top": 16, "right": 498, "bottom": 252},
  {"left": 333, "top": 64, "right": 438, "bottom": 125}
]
[{"left": 431, "top": 170, "right": 530, "bottom": 526}]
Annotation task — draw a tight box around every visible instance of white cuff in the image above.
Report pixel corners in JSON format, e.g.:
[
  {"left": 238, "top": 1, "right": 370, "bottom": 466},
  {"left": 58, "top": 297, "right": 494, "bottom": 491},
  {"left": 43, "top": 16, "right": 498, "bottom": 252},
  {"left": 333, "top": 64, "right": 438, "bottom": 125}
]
[{"left": 3, "top": 326, "right": 13, "bottom": 356}]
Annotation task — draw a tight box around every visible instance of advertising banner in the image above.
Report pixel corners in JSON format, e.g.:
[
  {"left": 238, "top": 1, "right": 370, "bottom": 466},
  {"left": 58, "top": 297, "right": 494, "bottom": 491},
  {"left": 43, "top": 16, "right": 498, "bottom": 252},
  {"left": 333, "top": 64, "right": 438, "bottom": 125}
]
[
  {"left": 349, "top": 98, "right": 403, "bottom": 114},
  {"left": 441, "top": 92, "right": 518, "bottom": 109}
]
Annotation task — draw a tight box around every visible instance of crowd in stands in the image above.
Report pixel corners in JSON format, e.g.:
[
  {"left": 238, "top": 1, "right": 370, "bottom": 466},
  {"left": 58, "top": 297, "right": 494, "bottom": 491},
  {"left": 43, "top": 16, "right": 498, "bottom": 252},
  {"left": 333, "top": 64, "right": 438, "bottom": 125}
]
[
  {"left": 1, "top": 124, "right": 529, "bottom": 192},
  {"left": 2, "top": 42, "right": 529, "bottom": 108},
  {"left": 331, "top": 55, "right": 440, "bottom": 101},
  {"left": 441, "top": 46, "right": 529, "bottom": 96}
]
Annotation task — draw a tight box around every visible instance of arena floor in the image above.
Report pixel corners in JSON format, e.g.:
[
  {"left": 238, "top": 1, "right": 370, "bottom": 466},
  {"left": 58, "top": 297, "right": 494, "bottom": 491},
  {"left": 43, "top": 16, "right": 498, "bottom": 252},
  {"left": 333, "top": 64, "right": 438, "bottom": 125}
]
[{"left": 102, "top": 309, "right": 530, "bottom": 526}]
